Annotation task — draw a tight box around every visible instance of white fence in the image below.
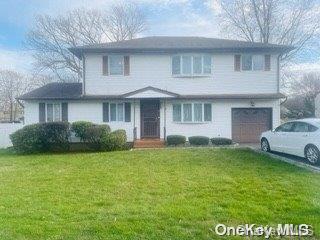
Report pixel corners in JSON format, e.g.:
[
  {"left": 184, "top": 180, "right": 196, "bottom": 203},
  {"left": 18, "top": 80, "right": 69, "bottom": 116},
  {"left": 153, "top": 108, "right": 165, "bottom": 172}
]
[{"left": 0, "top": 123, "right": 23, "bottom": 148}]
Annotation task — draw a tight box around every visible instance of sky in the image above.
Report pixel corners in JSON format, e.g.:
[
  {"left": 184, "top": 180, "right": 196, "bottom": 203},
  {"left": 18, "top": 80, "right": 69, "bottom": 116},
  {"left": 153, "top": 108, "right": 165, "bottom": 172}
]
[{"left": 0, "top": 0, "right": 319, "bottom": 74}]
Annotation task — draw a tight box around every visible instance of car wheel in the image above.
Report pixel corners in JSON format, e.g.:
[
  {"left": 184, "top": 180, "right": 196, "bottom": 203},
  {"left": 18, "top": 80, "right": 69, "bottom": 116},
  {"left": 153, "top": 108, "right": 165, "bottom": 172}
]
[
  {"left": 261, "top": 138, "right": 270, "bottom": 152},
  {"left": 305, "top": 145, "right": 320, "bottom": 165}
]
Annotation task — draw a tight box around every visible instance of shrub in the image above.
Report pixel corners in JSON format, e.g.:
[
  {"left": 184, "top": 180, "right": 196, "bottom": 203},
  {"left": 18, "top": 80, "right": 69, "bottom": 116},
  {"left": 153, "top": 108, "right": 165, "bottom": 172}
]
[
  {"left": 166, "top": 135, "right": 186, "bottom": 146},
  {"left": 10, "top": 122, "right": 70, "bottom": 154},
  {"left": 10, "top": 124, "right": 44, "bottom": 154},
  {"left": 42, "top": 122, "right": 70, "bottom": 151},
  {"left": 188, "top": 136, "right": 209, "bottom": 146},
  {"left": 211, "top": 137, "right": 233, "bottom": 145},
  {"left": 71, "top": 121, "right": 94, "bottom": 141},
  {"left": 83, "top": 125, "right": 110, "bottom": 150},
  {"left": 101, "top": 129, "right": 127, "bottom": 151}
]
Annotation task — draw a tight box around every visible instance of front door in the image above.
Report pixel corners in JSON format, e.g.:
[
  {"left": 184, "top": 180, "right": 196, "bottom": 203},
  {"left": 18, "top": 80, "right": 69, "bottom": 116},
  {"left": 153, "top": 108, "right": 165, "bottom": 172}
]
[{"left": 140, "top": 100, "right": 160, "bottom": 138}]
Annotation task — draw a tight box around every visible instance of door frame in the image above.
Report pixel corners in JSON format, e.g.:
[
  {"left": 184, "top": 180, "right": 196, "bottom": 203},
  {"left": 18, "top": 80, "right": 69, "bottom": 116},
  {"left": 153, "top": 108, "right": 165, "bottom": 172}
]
[
  {"left": 140, "top": 99, "right": 160, "bottom": 139},
  {"left": 231, "top": 107, "right": 273, "bottom": 143}
]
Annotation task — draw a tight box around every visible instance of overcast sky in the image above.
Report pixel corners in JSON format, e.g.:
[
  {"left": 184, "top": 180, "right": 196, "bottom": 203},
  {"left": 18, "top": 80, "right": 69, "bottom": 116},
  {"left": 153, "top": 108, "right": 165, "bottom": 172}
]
[{"left": 0, "top": 0, "right": 319, "bottom": 74}]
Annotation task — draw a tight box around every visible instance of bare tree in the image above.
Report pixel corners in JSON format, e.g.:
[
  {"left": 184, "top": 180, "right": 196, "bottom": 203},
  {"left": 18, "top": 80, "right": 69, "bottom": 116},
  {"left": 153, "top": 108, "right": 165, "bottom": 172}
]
[
  {"left": 0, "top": 71, "right": 53, "bottom": 122},
  {"left": 219, "top": 0, "right": 319, "bottom": 62},
  {"left": 0, "top": 71, "right": 28, "bottom": 121},
  {"left": 286, "top": 72, "right": 320, "bottom": 117},
  {"left": 26, "top": 3, "right": 146, "bottom": 81}
]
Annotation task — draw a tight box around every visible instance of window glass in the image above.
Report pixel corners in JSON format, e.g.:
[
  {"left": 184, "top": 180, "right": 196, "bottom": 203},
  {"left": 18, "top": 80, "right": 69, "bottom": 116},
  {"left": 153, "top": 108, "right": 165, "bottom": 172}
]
[
  {"left": 172, "top": 56, "right": 181, "bottom": 75},
  {"left": 46, "top": 104, "right": 53, "bottom": 122},
  {"left": 183, "top": 104, "right": 192, "bottom": 122},
  {"left": 194, "top": 103, "right": 203, "bottom": 122},
  {"left": 252, "top": 55, "right": 264, "bottom": 70},
  {"left": 275, "top": 122, "right": 294, "bottom": 132},
  {"left": 173, "top": 104, "right": 181, "bottom": 122},
  {"left": 203, "top": 55, "right": 212, "bottom": 74},
  {"left": 182, "top": 56, "right": 192, "bottom": 75},
  {"left": 293, "top": 122, "right": 309, "bottom": 132},
  {"left": 109, "top": 56, "right": 123, "bottom": 75},
  {"left": 204, "top": 104, "right": 212, "bottom": 121},
  {"left": 117, "top": 103, "right": 124, "bottom": 121},
  {"left": 309, "top": 124, "right": 318, "bottom": 132},
  {"left": 242, "top": 55, "right": 252, "bottom": 71},
  {"left": 110, "top": 103, "right": 117, "bottom": 121},
  {"left": 193, "top": 56, "right": 202, "bottom": 74},
  {"left": 54, "top": 103, "right": 61, "bottom": 122}
]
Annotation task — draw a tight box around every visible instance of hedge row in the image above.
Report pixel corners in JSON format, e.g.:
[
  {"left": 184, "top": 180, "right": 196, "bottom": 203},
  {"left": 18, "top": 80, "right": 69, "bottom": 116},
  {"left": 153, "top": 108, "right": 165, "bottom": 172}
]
[
  {"left": 166, "top": 135, "right": 233, "bottom": 146},
  {"left": 10, "top": 121, "right": 127, "bottom": 154}
]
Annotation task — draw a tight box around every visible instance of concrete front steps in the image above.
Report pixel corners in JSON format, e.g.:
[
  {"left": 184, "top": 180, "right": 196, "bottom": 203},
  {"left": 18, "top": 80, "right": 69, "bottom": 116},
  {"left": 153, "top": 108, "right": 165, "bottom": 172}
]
[{"left": 133, "top": 139, "right": 165, "bottom": 149}]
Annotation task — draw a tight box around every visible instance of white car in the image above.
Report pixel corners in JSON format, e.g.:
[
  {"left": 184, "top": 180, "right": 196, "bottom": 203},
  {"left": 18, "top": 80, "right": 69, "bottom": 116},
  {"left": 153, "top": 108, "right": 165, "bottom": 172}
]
[{"left": 260, "top": 118, "right": 320, "bottom": 165}]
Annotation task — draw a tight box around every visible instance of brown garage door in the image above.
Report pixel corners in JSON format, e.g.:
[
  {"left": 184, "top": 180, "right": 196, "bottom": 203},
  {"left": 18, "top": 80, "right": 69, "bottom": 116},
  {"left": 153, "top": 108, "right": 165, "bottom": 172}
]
[{"left": 232, "top": 108, "right": 272, "bottom": 143}]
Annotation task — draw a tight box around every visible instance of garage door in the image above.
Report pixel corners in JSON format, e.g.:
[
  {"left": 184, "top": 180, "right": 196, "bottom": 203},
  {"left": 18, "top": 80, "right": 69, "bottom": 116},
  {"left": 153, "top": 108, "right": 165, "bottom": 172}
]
[{"left": 232, "top": 108, "right": 272, "bottom": 143}]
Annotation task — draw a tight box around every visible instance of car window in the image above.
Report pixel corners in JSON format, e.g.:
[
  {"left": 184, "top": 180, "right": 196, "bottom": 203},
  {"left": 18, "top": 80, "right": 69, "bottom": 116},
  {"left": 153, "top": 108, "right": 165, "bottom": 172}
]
[
  {"left": 308, "top": 124, "right": 318, "bottom": 132},
  {"left": 275, "top": 122, "right": 294, "bottom": 132},
  {"left": 293, "top": 122, "right": 309, "bottom": 132}
]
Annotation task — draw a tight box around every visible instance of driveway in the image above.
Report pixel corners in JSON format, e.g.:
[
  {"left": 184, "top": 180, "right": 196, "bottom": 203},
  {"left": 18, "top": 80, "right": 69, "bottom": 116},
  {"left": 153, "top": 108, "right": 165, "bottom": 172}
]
[{"left": 239, "top": 143, "right": 320, "bottom": 172}]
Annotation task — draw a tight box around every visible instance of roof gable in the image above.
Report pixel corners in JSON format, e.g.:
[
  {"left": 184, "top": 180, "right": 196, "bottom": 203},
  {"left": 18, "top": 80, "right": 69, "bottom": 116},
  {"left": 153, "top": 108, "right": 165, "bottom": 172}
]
[{"left": 122, "top": 86, "right": 179, "bottom": 99}]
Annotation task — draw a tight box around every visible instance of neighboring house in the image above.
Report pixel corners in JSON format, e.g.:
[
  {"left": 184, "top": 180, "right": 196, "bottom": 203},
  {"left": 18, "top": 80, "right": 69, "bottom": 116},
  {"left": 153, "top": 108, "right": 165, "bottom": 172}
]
[{"left": 18, "top": 36, "right": 293, "bottom": 143}]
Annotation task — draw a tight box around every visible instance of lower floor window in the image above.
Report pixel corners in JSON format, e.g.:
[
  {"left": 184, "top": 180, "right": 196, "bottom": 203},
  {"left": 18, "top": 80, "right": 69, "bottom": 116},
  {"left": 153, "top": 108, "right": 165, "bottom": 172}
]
[
  {"left": 46, "top": 103, "right": 61, "bottom": 122},
  {"left": 173, "top": 103, "right": 212, "bottom": 123},
  {"left": 103, "top": 102, "right": 131, "bottom": 122}
]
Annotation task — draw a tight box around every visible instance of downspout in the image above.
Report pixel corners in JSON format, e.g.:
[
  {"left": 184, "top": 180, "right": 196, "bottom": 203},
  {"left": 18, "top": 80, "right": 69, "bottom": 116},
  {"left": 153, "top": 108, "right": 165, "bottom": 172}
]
[
  {"left": 164, "top": 99, "right": 167, "bottom": 140},
  {"left": 277, "top": 54, "right": 281, "bottom": 94},
  {"left": 133, "top": 99, "right": 136, "bottom": 140},
  {"left": 82, "top": 54, "right": 86, "bottom": 96}
]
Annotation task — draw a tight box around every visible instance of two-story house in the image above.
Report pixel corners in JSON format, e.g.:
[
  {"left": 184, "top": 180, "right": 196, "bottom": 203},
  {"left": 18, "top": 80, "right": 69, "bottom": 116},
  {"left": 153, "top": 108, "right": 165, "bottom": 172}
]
[{"left": 18, "top": 36, "right": 293, "bottom": 143}]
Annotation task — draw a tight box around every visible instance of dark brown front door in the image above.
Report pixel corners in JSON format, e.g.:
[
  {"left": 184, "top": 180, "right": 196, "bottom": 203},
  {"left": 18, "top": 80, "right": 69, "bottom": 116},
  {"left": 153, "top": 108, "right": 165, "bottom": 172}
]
[
  {"left": 141, "top": 100, "right": 160, "bottom": 138},
  {"left": 232, "top": 108, "right": 272, "bottom": 143}
]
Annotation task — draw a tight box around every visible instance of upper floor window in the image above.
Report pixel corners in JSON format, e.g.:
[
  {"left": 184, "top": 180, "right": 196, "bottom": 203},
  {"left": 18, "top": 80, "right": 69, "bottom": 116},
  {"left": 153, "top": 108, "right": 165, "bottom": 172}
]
[
  {"left": 239, "top": 54, "right": 270, "bottom": 71},
  {"left": 110, "top": 56, "right": 124, "bottom": 75},
  {"left": 102, "top": 55, "right": 130, "bottom": 76},
  {"left": 172, "top": 55, "right": 212, "bottom": 76}
]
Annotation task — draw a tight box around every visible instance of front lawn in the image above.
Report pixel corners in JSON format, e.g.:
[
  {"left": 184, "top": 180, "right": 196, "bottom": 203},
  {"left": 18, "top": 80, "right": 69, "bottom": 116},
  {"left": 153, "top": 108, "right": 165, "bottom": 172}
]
[{"left": 0, "top": 148, "right": 319, "bottom": 239}]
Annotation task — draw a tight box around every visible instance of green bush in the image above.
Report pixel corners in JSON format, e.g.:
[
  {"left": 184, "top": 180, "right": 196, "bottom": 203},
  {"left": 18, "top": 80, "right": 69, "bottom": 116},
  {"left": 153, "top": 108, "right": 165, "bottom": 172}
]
[
  {"left": 83, "top": 124, "right": 110, "bottom": 150},
  {"left": 71, "top": 121, "right": 94, "bottom": 141},
  {"left": 101, "top": 129, "right": 127, "bottom": 151},
  {"left": 10, "top": 122, "right": 70, "bottom": 154},
  {"left": 211, "top": 137, "right": 233, "bottom": 145},
  {"left": 42, "top": 122, "right": 70, "bottom": 151},
  {"left": 166, "top": 135, "right": 186, "bottom": 146},
  {"left": 10, "top": 124, "right": 44, "bottom": 154},
  {"left": 188, "top": 136, "right": 209, "bottom": 146}
]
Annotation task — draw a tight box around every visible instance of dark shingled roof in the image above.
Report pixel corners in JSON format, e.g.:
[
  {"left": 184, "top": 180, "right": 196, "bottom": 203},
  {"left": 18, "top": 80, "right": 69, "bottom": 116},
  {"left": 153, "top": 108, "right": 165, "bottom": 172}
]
[
  {"left": 69, "top": 36, "right": 294, "bottom": 57},
  {"left": 18, "top": 82, "right": 82, "bottom": 100},
  {"left": 18, "top": 82, "right": 285, "bottom": 100}
]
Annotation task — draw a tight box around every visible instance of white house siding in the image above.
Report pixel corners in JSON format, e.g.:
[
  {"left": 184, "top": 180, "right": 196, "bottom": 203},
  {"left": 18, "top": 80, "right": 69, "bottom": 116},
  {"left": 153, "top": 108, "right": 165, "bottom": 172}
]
[
  {"left": 24, "top": 98, "right": 280, "bottom": 142},
  {"left": 164, "top": 99, "right": 280, "bottom": 139},
  {"left": 0, "top": 123, "right": 23, "bottom": 148},
  {"left": 84, "top": 53, "right": 279, "bottom": 96}
]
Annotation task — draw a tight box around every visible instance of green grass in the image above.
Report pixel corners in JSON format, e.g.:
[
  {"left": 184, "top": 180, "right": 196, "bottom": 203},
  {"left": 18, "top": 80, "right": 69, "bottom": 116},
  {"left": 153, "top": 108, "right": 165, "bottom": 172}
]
[{"left": 0, "top": 148, "right": 319, "bottom": 239}]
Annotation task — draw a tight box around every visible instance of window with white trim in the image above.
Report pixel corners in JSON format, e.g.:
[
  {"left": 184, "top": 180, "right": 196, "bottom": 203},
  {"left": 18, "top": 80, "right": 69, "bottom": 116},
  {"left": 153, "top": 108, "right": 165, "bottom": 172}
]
[
  {"left": 104, "top": 102, "right": 131, "bottom": 122},
  {"left": 172, "top": 55, "right": 212, "bottom": 76},
  {"left": 241, "top": 55, "right": 264, "bottom": 71},
  {"left": 172, "top": 103, "right": 212, "bottom": 123},
  {"left": 46, "top": 103, "right": 61, "bottom": 122},
  {"left": 109, "top": 55, "right": 124, "bottom": 75}
]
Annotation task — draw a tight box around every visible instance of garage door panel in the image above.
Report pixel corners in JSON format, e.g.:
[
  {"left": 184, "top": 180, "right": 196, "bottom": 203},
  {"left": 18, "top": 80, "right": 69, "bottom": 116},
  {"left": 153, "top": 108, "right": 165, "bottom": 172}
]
[{"left": 232, "top": 108, "right": 272, "bottom": 143}]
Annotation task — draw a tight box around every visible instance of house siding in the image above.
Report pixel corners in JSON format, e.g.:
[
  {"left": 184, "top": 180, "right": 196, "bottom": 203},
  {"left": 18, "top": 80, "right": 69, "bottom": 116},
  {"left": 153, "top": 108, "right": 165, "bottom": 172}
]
[
  {"left": 84, "top": 53, "right": 278, "bottom": 96},
  {"left": 24, "top": 98, "right": 280, "bottom": 142}
]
